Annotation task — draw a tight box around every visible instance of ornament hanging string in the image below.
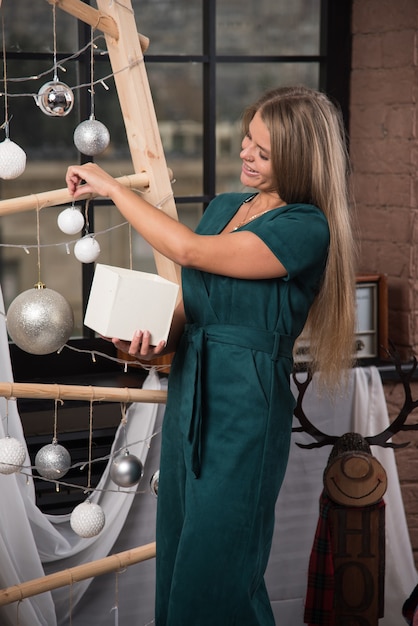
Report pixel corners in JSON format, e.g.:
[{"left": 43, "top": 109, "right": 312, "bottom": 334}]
[
  {"left": 52, "top": 3, "right": 59, "bottom": 82},
  {"left": 87, "top": 397, "right": 94, "bottom": 491},
  {"left": 89, "top": 26, "right": 95, "bottom": 118},
  {"left": 36, "top": 207, "right": 42, "bottom": 284},
  {"left": 1, "top": 12, "right": 9, "bottom": 138},
  {"left": 52, "top": 398, "right": 64, "bottom": 443},
  {"left": 3, "top": 397, "right": 9, "bottom": 435}
]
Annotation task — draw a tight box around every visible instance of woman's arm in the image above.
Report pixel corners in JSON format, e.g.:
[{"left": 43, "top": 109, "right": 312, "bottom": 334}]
[
  {"left": 66, "top": 163, "right": 287, "bottom": 280},
  {"left": 111, "top": 300, "right": 186, "bottom": 359}
]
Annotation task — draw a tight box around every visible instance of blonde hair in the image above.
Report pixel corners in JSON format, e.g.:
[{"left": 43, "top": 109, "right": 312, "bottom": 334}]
[{"left": 243, "top": 86, "right": 357, "bottom": 388}]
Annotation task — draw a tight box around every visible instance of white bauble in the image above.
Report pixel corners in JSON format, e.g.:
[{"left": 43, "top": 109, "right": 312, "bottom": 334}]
[
  {"left": 74, "top": 236, "right": 100, "bottom": 263},
  {"left": 0, "top": 138, "right": 26, "bottom": 179},
  {"left": 70, "top": 501, "right": 105, "bottom": 538},
  {"left": 0, "top": 436, "right": 26, "bottom": 474},
  {"left": 57, "top": 207, "right": 85, "bottom": 235}
]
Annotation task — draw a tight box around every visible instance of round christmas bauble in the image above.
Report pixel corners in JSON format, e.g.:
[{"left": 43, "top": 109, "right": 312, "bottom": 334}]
[
  {"left": 74, "top": 236, "right": 100, "bottom": 263},
  {"left": 150, "top": 469, "right": 159, "bottom": 497},
  {"left": 57, "top": 207, "right": 85, "bottom": 235},
  {"left": 73, "top": 118, "right": 110, "bottom": 156},
  {"left": 6, "top": 284, "right": 74, "bottom": 355},
  {"left": 110, "top": 450, "right": 143, "bottom": 488},
  {"left": 0, "top": 138, "right": 26, "bottom": 179},
  {"left": 0, "top": 436, "right": 26, "bottom": 475},
  {"left": 70, "top": 501, "right": 105, "bottom": 538},
  {"left": 37, "top": 80, "right": 74, "bottom": 117},
  {"left": 35, "top": 442, "right": 71, "bottom": 479}
]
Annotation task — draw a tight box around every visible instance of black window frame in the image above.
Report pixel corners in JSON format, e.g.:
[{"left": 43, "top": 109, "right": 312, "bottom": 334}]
[{"left": 6, "top": 0, "right": 352, "bottom": 383}]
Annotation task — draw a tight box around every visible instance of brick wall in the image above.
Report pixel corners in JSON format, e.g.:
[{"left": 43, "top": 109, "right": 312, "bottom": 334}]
[{"left": 350, "top": 0, "right": 418, "bottom": 567}]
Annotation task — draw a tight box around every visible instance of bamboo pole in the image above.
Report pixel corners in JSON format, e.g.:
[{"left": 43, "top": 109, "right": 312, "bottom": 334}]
[
  {"left": 0, "top": 170, "right": 173, "bottom": 216},
  {"left": 46, "top": 0, "right": 150, "bottom": 51},
  {"left": 0, "top": 541, "right": 156, "bottom": 606},
  {"left": 0, "top": 381, "right": 167, "bottom": 404}
]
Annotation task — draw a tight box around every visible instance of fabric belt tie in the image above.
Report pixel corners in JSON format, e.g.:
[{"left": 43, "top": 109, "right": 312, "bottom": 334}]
[{"left": 183, "top": 323, "right": 295, "bottom": 478}]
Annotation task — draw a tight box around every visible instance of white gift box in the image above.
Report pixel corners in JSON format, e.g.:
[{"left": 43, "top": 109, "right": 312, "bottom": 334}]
[{"left": 84, "top": 264, "right": 179, "bottom": 344}]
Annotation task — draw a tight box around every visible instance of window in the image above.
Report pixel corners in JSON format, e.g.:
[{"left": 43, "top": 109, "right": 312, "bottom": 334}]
[{"left": 1, "top": 0, "right": 351, "bottom": 371}]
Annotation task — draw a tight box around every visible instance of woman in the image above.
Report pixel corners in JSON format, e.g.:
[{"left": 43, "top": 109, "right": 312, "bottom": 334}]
[{"left": 66, "top": 85, "right": 356, "bottom": 626}]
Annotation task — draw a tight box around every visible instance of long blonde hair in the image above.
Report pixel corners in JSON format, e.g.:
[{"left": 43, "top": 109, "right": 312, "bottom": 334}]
[{"left": 243, "top": 86, "right": 357, "bottom": 387}]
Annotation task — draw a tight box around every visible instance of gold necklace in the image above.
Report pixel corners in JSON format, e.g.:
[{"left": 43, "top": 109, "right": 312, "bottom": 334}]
[{"left": 232, "top": 208, "right": 272, "bottom": 231}]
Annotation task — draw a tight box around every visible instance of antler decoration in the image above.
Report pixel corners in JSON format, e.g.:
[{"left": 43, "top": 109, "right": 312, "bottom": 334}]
[
  {"left": 292, "top": 344, "right": 418, "bottom": 450},
  {"left": 292, "top": 372, "right": 340, "bottom": 449}
]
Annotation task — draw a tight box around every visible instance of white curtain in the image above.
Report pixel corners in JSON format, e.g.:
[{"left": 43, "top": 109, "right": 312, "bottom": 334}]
[
  {"left": 0, "top": 288, "right": 162, "bottom": 626},
  {"left": 0, "top": 277, "right": 416, "bottom": 625}
]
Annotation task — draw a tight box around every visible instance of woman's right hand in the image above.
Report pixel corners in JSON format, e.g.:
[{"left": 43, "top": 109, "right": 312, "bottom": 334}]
[{"left": 112, "top": 330, "right": 166, "bottom": 361}]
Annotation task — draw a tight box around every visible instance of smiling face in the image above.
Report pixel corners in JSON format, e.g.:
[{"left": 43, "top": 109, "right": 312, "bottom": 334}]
[
  {"left": 324, "top": 451, "right": 387, "bottom": 507},
  {"left": 240, "top": 111, "right": 277, "bottom": 194}
]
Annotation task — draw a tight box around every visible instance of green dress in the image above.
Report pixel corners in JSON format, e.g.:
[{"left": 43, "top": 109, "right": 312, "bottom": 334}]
[{"left": 155, "top": 192, "right": 330, "bottom": 626}]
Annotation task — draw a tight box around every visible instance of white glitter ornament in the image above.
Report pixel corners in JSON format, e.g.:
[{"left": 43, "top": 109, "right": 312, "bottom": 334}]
[
  {"left": 70, "top": 500, "right": 105, "bottom": 538},
  {"left": 37, "top": 80, "right": 74, "bottom": 117},
  {"left": 73, "top": 117, "right": 110, "bottom": 156},
  {"left": 0, "top": 436, "right": 26, "bottom": 475},
  {"left": 57, "top": 206, "right": 85, "bottom": 235},
  {"left": 6, "top": 282, "right": 74, "bottom": 355},
  {"left": 35, "top": 441, "right": 71, "bottom": 479},
  {"left": 150, "top": 469, "right": 159, "bottom": 497},
  {"left": 74, "top": 235, "right": 100, "bottom": 263},
  {"left": 110, "top": 450, "right": 143, "bottom": 488},
  {"left": 0, "top": 138, "right": 26, "bottom": 179}
]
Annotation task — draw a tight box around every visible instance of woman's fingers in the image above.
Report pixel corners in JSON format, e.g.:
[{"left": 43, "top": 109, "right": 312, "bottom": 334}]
[{"left": 111, "top": 331, "right": 166, "bottom": 360}]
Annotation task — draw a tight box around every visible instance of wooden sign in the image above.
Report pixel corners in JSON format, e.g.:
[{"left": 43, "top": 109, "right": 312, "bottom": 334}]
[{"left": 329, "top": 500, "right": 385, "bottom": 625}]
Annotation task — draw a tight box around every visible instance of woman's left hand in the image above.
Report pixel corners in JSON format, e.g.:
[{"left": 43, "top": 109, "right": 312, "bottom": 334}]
[{"left": 111, "top": 330, "right": 167, "bottom": 361}]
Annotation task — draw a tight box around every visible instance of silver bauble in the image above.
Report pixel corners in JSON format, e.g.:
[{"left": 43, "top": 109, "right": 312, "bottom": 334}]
[
  {"left": 74, "top": 236, "right": 100, "bottom": 263},
  {"left": 73, "top": 118, "right": 110, "bottom": 156},
  {"left": 70, "top": 500, "right": 105, "bottom": 538},
  {"left": 0, "top": 436, "right": 26, "bottom": 475},
  {"left": 57, "top": 207, "right": 85, "bottom": 235},
  {"left": 150, "top": 469, "right": 159, "bottom": 497},
  {"left": 35, "top": 442, "right": 71, "bottom": 479},
  {"left": 37, "top": 80, "right": 74, "bottom": 117},
  {"left": 0, "top": 138, "right": 26, "bottom": 179},
  {"left": 6, "top": 283, "right": 74, "bottom": 355},
  {"left": 110, "top": 450, "right": 143, "bottom": 488}
]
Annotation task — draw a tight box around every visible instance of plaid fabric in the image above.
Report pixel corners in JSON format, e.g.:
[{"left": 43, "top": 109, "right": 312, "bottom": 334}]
[{"left": 304, "top": 491, "right": 336, "bottom": 625}]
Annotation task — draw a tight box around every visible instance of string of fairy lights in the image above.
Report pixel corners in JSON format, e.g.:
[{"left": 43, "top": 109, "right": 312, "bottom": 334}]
[
  {"left": 0, "top": 4, "right": 176, "bottom": 625},
  {"left": 0, "top": 0, "right": 166, "bottom": 572}
]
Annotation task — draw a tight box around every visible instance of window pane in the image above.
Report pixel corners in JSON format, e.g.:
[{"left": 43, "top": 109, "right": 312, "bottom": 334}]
[
  {"left": 217, "top": 0, "right": 321, "bottom": 56},
  {"left": 216, "top": 62, "right": 320, "bottom": 193},
  {"left": 0, "top": 206, "right": 84, "bottom": 336},
  {"left": 3, "top": 2, "right": 78, "bottom": 53},
  {"left": 132, "top": 0, "right": 203, "bottom": 55}
]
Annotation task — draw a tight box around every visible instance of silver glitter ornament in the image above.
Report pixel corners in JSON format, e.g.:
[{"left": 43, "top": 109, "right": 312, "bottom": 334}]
[
  {"left": 70, "top": 500, "right": 105, "bottom": 538},
  {"left": 35, "top": 441, "right": 71, "bottom": 479},
  {"left": 0, "top": 138, "right": 26, "bottom": 179},
  {"left": 73, "top": 116, "right": 110, "bottom": 156},
  {"left": 37, "top": 80, "right": 74, "bottom": 117},
  {"left": 110, "top": 450, "right": 143, "bottom": 488},
  {"left": 150, "top": 469, "right": 159, "bottom": 497},
  {"left": 0, "top": 436, "right": 26, "bottom": 475},
  {"left": 6, "top": 282, "right": 74, "bottom": 355}
]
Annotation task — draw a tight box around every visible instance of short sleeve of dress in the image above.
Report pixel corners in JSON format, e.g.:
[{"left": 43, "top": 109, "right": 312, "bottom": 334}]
[{"left": 249, "top": 203, "right": 330, "bottom": 280}]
